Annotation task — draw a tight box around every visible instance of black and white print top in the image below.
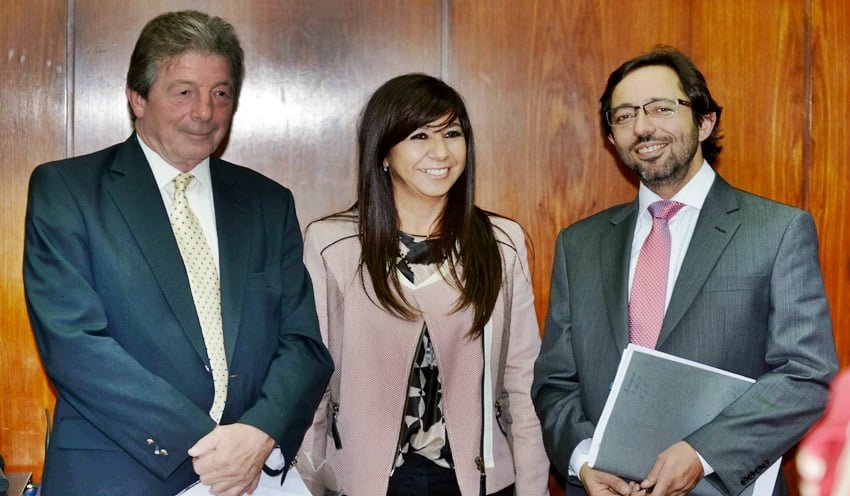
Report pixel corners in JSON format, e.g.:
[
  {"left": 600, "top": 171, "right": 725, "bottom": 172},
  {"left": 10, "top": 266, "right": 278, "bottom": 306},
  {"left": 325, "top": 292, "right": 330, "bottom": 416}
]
[{"left": 393, "top": 233, "right": 454, "bottom": 470}]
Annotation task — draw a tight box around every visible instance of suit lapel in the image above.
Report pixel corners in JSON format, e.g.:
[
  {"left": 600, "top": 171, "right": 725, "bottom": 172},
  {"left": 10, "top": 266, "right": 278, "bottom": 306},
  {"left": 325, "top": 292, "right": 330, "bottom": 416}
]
[
  {"left": 600, "top": 201, "right": 638, "bottom": 353},
  {"left": 104, "top": 135, "right": 210, "bottom": 365},
  {"left": 210, "top": 159, "right": 250, "bottom": 363},
  {"left": 656, "top": 177, "right": 741, "bottom": 348}
]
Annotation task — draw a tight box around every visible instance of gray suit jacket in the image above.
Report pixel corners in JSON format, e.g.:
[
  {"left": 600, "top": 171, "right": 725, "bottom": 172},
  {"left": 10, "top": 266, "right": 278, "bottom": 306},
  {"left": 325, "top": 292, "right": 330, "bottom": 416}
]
[{"left": 532, "top": 175, "right": 837, "bottom": 495}]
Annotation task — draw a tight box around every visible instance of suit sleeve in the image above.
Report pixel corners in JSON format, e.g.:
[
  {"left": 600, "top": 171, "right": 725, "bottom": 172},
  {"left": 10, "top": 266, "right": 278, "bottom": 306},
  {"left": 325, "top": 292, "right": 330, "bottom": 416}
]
[
  {"left": 685, "top": 211, "right": 838, "bottom": 493},
  {"left": 23, "top": 164, "right": 215, "bottom": 479},
  {"left": 236, "top": 189, "right": 333, "bottom": 463},
  {"left": 532, "top": 228, "right": 596, "bottom": 479},
  {"left": 502, "top": 224, "right": 551, "bottom": 495}
]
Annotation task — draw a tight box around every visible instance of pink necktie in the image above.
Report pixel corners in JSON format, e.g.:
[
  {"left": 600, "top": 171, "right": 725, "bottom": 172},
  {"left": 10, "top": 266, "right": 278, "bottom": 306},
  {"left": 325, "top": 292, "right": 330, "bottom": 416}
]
[{"left": 629, "top": 200, "right": 685, "bottom": 348}]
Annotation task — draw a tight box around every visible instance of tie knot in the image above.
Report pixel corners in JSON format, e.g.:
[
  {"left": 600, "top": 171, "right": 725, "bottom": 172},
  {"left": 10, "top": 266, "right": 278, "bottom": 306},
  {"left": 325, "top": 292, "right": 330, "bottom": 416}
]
[
  {"left": 173, "top": 173, "right": 195, "bottom": 194},
  {"left": 648, "top": 200, "right": 685, "bottom": 221}
]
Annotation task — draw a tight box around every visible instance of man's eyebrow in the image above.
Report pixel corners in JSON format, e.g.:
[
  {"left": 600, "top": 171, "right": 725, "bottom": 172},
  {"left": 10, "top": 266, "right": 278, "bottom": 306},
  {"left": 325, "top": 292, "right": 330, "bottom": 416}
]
[{"left": 165, "top": 79, "right": 233, "bottom": 89}]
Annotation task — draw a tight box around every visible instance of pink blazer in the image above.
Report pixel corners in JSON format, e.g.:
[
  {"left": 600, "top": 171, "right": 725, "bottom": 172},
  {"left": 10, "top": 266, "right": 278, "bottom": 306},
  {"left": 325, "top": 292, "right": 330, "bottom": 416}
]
[{"left": 297, "top": 215, "right": 549, "bottom": 495}]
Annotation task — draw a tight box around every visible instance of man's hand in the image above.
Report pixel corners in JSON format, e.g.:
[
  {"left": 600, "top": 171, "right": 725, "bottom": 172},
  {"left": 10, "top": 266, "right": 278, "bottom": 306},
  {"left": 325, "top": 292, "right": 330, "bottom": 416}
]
[
  {"left": 188, "top": 423, "right": 276, "bottom": 496},
  {"left": 580, "top": 462, "right": 638, "bottom": 496},
  {"left": 640, "top": 441, "right": 704, "bottom": 496}
]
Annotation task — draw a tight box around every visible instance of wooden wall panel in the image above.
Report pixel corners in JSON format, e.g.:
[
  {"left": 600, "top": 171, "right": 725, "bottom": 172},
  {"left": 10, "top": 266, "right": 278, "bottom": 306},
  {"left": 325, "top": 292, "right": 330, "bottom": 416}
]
[
  {"left": 448, "top": 2, "right": 692, "bottom": 493},
  {"left": 447, "top": 0, "right": 693, "bottom": 321},
  {"left": 690, "top": 0, "right": 807, "bottom": 205},
  {"left": 72, "top": 0, "right": 443, "bottom": 226},
  {"left": 3, "top": 0, "right": 442, "bottom": 482},
  {"left": 0, "top": 0, "right": 66, "bottom": 478},
  {"left": 448, "top": 1, "right": 832, "bottom": 495},
  {"left": 689, "top": 4, "right": 811, "bottom": 492},
  {"left": 812, "top": 0, "right": 850, "bottom": 368},
  {"left": 2, "top": 0, "right": 846, "bottom": 490}
]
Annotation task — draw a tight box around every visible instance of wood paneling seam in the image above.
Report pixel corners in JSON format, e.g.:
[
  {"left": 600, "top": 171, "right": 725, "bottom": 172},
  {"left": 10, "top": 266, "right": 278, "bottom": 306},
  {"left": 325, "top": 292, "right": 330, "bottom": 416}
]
[
  {"left": 65, "top": 0, "right": 75, "bottom": 158},
  {"left": 802, "top": 0, "right": 813, "bottom": 210}
]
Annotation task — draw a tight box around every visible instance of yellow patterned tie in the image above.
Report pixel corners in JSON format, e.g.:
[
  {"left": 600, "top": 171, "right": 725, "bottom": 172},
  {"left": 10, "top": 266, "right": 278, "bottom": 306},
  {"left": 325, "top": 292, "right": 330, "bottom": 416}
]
[{"left": 170, "top": 173, "right": 228, "bottom": 422}]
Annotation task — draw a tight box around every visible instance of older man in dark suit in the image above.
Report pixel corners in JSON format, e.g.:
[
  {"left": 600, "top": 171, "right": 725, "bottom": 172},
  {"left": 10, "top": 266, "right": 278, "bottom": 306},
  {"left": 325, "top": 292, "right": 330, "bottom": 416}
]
[
  {"left": 23, "top": 10, "right": 332, "bottom": 495},
  {"left": 532, "top": 47, "right": 837, "bottom": 496}
]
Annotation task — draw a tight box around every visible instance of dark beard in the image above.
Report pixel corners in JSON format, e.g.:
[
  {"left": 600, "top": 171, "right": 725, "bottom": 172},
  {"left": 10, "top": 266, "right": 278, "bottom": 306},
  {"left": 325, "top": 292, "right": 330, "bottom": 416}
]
[
  {"left": 633, "top": 152, "right": 690, "bottom": 186},
  {"left": 618, "top": 132, "right": 699, "bottom": 189}
]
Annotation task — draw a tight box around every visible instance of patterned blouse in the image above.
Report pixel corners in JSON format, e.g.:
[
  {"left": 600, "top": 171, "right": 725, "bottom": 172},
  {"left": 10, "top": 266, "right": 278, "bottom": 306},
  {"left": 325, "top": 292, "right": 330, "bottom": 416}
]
[{"left": 393, "top": 233, "right": 454, "bottom": 470}]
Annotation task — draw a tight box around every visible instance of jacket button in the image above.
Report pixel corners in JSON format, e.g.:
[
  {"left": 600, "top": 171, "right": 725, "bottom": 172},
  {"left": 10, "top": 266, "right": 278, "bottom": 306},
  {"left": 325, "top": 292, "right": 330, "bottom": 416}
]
[
  {"left": 154, "top": 448, "right": 169, "bottom": 457},
  {"left": 146, "top": 438, "right": 155, "bottom": 446}
]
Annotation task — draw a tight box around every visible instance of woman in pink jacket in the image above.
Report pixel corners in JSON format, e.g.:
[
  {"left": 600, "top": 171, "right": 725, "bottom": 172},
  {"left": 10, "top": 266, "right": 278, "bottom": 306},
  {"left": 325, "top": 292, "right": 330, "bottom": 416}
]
[{"left": 297, "top": 74, "right": 549, "bottom": 495}]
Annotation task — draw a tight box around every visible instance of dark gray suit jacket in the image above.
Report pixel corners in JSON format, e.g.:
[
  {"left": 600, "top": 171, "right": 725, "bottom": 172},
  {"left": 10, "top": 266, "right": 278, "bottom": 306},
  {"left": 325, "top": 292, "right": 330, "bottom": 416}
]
[
  {"left": 532, "top": 175, "right": 837, "bottom": 495},
  {"left": 24, "top": 135, "right": 333, "bottom": 495}
]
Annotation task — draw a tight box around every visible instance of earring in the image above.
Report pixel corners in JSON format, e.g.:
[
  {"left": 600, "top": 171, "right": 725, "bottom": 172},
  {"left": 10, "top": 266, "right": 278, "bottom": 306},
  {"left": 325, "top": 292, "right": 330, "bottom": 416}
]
[{"left": 382, "top": 161, "right": 389, "bottom": 172}]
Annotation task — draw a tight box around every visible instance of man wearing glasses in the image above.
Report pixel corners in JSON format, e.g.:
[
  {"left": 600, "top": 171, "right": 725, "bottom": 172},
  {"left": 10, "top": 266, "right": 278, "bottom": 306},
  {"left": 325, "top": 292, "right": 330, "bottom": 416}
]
[{"left": 533, "top": 47, "right": 837, "bottom": 496}]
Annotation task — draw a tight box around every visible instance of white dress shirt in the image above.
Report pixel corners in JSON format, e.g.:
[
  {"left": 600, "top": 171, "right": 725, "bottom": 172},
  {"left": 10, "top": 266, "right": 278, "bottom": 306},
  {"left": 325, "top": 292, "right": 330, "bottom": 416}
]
[
  {"left": 628, "top": 161, "right": 716, "bottom": 305},
  {"left": 570, "top": 161, "right": 717, "bottom": 480},
  {"left": 137, "top": 135, "right": 220, "bottom": 268}
]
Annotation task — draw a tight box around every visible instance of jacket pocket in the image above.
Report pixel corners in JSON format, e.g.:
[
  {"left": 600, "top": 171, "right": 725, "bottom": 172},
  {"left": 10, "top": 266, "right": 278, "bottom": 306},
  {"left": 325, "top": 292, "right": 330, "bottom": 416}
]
[
  {"left": 702, "top": 274, "right": 767, "bottom": 293},
  {"left": 53, "top": 416, "right": 122, "bottom": 451}
]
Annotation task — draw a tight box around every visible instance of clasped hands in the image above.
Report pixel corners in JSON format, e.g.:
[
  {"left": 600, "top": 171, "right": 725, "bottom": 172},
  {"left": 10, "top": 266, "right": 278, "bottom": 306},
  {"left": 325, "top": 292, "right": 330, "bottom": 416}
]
[
  {"left": 188, "top": 423, "right": 276, "bottom": 496},
  {"left": 580, "top": 441, "right": 704, "bottom": 496}
]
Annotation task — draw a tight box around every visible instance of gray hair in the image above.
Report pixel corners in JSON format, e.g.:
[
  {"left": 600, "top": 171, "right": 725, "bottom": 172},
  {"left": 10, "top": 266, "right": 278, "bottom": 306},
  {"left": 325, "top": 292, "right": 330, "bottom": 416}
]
[{"left": 126, "top": 10, "right": 244, "bottom": 113}]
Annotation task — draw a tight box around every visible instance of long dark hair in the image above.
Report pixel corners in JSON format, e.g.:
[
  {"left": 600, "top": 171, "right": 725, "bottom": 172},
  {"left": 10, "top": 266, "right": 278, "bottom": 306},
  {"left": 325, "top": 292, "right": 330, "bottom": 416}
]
[
  {"left": 599, "top": 46, "right": 724, "bottom": 164},
  {"left": 353, "top": 73, "right": 502, "bottom": 339}
]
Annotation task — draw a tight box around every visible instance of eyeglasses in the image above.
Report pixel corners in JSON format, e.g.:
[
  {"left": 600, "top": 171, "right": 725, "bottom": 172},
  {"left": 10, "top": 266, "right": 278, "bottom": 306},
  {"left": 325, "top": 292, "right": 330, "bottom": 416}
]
[{"left": 606, "top": 98, "right": 692, "bottom": 127}]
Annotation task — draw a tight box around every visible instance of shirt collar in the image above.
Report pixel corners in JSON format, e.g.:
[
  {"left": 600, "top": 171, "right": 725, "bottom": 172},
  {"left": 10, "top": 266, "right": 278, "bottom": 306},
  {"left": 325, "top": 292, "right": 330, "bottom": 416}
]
[
  {"left": 637, "top": 160, "right": 716, "bottom": 214},
  {"left": 136, "top": 134, "right": 212, "bottom": 192}
]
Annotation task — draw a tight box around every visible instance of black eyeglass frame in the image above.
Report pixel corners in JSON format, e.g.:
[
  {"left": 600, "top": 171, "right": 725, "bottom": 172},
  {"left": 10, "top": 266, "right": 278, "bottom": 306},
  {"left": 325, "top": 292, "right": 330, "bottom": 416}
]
[{"left": 606, "top": 98, "right": 693, "bottom": 127}]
